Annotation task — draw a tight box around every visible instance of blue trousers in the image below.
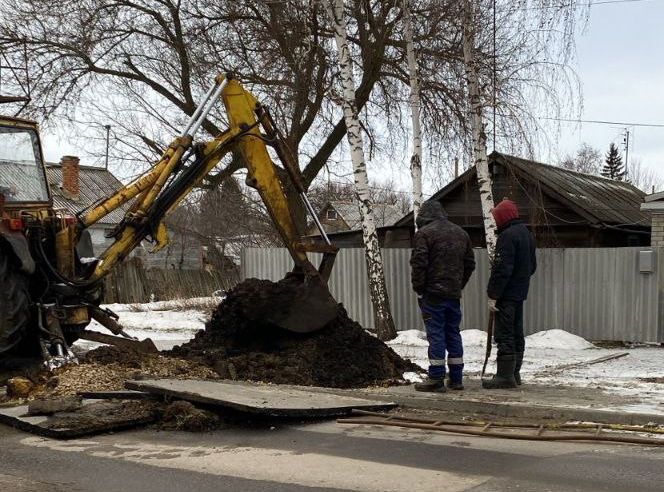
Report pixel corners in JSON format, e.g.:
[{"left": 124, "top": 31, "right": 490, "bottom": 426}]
[{"left": 419, "top": 298, "right": 464, "bottom": 382}]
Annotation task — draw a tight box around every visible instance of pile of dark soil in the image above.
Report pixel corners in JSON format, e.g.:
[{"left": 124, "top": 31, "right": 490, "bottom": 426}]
[
  {"left": 81, "top": 345, "right": 144, "bottom": 368},
  {"left": 170, "top": 278, "right": 418, "bottom": 388}
]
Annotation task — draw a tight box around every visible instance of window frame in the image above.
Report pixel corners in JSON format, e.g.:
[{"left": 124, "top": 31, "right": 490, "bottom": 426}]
[{"left": 0, "top": 123, "right": 52, "bottom": 205}]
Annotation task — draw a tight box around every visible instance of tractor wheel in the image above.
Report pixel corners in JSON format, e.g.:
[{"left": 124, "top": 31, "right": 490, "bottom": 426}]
[{"left": 0, "top": 250, "right": 32, "bottom": 354}]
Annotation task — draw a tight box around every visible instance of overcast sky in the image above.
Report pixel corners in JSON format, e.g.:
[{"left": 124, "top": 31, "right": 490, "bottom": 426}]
[
  {"left": 546, "top": 0, "right": 664, "bottom": 177},
  {"left": 40, "top": 0, "right": 664, "bottom": 192}
]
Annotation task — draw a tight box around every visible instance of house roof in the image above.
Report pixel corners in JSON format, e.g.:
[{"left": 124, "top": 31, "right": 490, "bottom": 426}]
[
  {"left": 328, "top": 201, "right": 405, "bottom": 229},
  {"left": 0, "top": 160, "right": 51, "bottom": 202},
  {"left": 644, "top": 190, "right": 664, "bottom": 203},
  {"left": 45, "top": 163, "right": 128, "bottom": 225},
  {"left": 396, "top": 152, "right": 647, "bottom": 227}
]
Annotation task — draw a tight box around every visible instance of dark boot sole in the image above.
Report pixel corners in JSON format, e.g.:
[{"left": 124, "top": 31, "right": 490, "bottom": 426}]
[
  {"left": 482, "top": 380, "right": 517, "bottom": 389},
  {"left": 415, "top": 385, "right": 447, "bottom": 393}
]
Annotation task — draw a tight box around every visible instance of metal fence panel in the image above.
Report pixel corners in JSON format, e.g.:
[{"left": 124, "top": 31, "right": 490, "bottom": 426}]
[
  {"left": 525, "top": 249, "right": 565, "bottom": 335},
  {"left": 613, "top": 248, "right": 659, "bottom": 342},
  {"left": 563, "top": 249, "right": 616, "bottom": 340},
  {"left": 242, "top": 247, "right": 661, "bottom": 342}
]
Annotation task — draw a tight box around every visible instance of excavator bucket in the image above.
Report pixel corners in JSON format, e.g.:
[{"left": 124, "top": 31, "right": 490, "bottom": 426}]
[
  {"left": 244, "top": 251, "right": 339, "bottom": 334},
  {"left": 264, "top": 276, "right": 339, "bottom": 334}
]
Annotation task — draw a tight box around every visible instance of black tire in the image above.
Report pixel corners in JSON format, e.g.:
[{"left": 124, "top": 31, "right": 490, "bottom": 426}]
[{"left": 0, "top": 250, "right": 32, "bottom": 354}]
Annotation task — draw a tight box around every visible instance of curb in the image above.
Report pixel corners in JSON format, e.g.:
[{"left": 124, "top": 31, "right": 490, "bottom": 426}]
[{"left": 331, "top": 389, "right": 664, "bottom": 427}]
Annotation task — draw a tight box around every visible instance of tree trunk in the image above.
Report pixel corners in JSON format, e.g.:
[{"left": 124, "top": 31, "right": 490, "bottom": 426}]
[
  {"left": 462, "top": 0, "right": 497, "bottom": 260},
  {"left": 402, "top": 0, "right": 423, "bottom": 230},
  {"left": 326, "top": 0, "right": 397, "bottom": 341}
]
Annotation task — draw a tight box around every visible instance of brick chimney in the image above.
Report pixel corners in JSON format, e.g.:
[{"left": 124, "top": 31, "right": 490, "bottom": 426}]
[{"left": 60, "top": 155, "right": 80, "bottom": 200}]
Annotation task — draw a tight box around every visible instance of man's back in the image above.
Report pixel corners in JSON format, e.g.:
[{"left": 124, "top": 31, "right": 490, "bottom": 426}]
[
  {"left": 410, "top": 202, "right": 476, "bottom": 301},
  {"left": 487, "top": 218, "right": 537, "bottom": 302}
]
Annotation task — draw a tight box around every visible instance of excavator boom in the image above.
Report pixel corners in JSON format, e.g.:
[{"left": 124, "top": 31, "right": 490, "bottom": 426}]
[{"left": 78, "top": 75, "right": 338, "bottom": 333}]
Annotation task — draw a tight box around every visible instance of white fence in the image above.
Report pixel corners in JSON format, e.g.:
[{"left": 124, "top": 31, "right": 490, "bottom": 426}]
[{"left": 241, "top": 247, "right": 663, "bottom": 342}]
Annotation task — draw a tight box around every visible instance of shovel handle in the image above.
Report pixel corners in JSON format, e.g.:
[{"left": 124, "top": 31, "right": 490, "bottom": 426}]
[{"left": 481, "top": 311, "right": 495, "bottom": 378}]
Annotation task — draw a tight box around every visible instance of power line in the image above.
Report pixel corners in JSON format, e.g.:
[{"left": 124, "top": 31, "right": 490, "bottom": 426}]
[
  {"left": 502, "top": 0, "right": 659, "bottom": 11},
  {"left": 539, "top": 117, "right": 664, "bottom": 128}
]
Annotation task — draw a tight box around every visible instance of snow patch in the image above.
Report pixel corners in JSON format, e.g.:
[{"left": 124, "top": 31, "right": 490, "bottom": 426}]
[
  {"left": 461, "top": 329, "right": 487, "bottom": 347},
  {"left": 403, "top": 371, "right": 424, "bottom": 383},
  {"left": 390, "top": 329, "right": 488, "bottom": 348},
  {"left": 389, "top": 330, "right": 428, "bottom": 347},
  {"left": 526, "top": 329, "right": 595, "bottom": 350}
]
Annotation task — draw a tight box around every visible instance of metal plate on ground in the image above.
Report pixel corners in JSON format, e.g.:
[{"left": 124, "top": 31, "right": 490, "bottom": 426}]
[
  {"left": 0, "top": 399, "right": 156, "bottom": 439},
  {"left": 126, "top": 379, "right": 397, "bottom": 417}
]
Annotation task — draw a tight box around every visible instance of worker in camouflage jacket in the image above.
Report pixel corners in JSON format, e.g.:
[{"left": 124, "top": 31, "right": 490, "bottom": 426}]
[
  {"left": 483, "top": 199, "right": 537, "bottom": 389},
  {"left": 410, "top": 200, "right": 476, "bottom": 392}
]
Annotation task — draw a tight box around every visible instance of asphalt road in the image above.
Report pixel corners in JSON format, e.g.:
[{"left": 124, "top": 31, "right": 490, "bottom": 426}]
[{"left": 1, "top": 418, "right": 663, "bottom": 492}]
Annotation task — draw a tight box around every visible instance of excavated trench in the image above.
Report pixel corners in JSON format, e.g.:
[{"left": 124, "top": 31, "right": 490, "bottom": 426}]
[{"left": 170, "top": 278, "right": 418, "bottom": 388}]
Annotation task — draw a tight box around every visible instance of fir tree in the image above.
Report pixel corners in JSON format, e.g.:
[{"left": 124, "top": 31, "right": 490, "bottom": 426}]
[{"left": 602, "top": 143, "right": 626, "bottom": 180}]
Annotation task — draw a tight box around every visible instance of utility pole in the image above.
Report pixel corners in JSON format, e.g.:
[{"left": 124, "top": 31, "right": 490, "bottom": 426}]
[
  {"left": 623, "top": 128, "right": 630, "bottom": 167},
  {"left": 104, "top": 125, "right": 111, "bottom": 170}
]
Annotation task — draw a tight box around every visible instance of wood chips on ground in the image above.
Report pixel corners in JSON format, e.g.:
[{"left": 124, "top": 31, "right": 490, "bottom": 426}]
[{"left": 51, "top": 355, "right": 219, "bottom": 396}]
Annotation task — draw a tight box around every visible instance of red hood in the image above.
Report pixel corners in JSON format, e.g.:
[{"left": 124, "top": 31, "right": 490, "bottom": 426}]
[{"left": 491, "top": 199, "right": 519, "bottom": 229}]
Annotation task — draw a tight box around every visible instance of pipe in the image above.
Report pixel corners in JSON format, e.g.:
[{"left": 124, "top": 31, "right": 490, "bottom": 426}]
[
  {"left": 338, "top": 417, "right": 664, "bottom": 446},
  {"left": 301, "top": 192, "right": 331, "bottom": 245},
  {"left": 350, "top": 410, "right": 664, "bottom": 434},
  {"left": 182, "top": 78, "right": 223, "bottom": 136},
  {"left": 186, "top": 79, "right": 228, "bottom": 137},
  {"left": 338, "top": 411, "right": 664, "bottom": 446}
]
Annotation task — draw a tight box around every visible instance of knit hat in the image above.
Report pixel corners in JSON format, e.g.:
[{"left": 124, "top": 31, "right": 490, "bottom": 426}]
[{"left": 491, "top": 199, "right": 519, "bottom": 229}]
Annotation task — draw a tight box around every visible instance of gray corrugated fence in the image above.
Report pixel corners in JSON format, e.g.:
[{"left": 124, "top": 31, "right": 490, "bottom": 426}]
[
  {"left": 103, "top": 259, "right": 239, "bottom": 303},
  {"left": 242, "top": 247, "right": 663, "bottom": 342}
]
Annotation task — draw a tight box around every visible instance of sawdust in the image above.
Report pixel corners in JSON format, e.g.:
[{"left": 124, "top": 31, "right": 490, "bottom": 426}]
[
  {"left": 0, "top": 347, "right": 218, "bottom": 405},
  {"left": 50, "top": 351, "right": 218, "bottom": 397}
]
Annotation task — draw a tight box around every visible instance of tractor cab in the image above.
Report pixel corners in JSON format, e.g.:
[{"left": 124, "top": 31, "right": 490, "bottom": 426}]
[{"left": 0, "top": 117, "right": 50, "bottom": 210}]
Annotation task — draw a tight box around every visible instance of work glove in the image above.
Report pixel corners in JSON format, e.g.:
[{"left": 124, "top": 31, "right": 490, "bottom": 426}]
[{"left": 487, "top": 299, "right": 499, "bottom": 312}]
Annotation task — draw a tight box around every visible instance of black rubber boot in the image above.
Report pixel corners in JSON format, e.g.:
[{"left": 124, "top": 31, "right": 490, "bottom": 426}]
[
  {"left": 514, "top": 352, "right": 524, "bottom": 386},
  {"left": 482, "top": 355, "right": 517, "bottom": 389},
  {"left": 415, "top": 377, "right": 446, "bottom": 393}
]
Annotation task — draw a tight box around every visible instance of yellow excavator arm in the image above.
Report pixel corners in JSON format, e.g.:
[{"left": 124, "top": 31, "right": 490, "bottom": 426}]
[{"left": 75, "top": 75, "right": 338, "bottom": 333}]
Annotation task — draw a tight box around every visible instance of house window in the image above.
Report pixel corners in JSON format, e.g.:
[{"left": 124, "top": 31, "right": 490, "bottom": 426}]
[{"left": 326, "top": 209, "right": 338, "bottom": 220}]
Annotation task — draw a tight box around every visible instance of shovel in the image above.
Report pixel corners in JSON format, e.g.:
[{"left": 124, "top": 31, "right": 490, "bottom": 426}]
[{"left": 481, "top": 311, "right": 495, "bottom": 379}]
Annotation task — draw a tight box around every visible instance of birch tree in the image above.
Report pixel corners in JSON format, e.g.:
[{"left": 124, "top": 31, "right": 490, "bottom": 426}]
[
  {"left": 402, "top": 0, "right": 423, "bottom": 229},
  {"left": 462, "top": 0, "right": 497, "bottom": 259},
  {"left": 326, "top": 0, "right": 397, "bottom": 341}
]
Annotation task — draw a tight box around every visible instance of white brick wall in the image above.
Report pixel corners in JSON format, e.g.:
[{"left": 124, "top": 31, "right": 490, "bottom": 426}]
[{"left": 651, "top": 212, "right": 664, "bottom": 247}]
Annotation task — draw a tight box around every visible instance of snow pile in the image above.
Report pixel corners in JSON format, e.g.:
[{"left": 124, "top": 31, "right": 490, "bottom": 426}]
[
  {"left": 389, "top": 329, "right": 487, "bottom": 348},
  {"left": 389, "top": 330, "right": 428, "bottom": 347},
  {"left": 526, "top": 329, "right": 595, "bottom": 350},
  {"left": 105, "top": 296, "right": 221, "bottom": 313},
  {"left": 403, "top": 371, "right": 424, "bottom": 383},
  {"left": 461, "top": 329, "right": 487, "bottom": 347}
]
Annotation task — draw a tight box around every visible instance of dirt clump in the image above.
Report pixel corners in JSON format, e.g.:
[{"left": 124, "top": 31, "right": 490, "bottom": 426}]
[
  {"left": 43, "top": 400, "right": 159, "bottom": 431},
  {"left": 170, "top": 278, "right": 418, "bottom": 388},
  {"left": 81, "top": 345, "right": 144, "bottom": 368},
  {"left": 160, "top": 400, "right": 221, "bottom": 432},
  {"left": 6, "top": 377, "right": 34, "bottom": 398}
]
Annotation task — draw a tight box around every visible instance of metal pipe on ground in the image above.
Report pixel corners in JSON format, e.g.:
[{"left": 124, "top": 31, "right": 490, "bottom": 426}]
[{"left": 338, "top": 410, "right": 664, "bottom": 446}]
